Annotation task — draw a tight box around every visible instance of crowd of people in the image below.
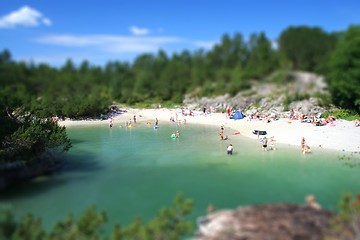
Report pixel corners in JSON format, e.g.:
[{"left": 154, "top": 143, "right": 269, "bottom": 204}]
[
  {"left": 103, "top": 106, "right": 359, "bottom": 156},
  {"left": 288, "top": 109, "right": 337, "bottom": 127},
  {"left": 223, "top": 130, "right": 312, "bottom": 155}
]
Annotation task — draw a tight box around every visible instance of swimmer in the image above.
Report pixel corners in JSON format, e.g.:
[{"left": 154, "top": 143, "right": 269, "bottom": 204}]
[
  {"left": 207, "top": 204, "right": 215, "bottom": 213},
  {"left": 306, "top": 195, "right": 321, "bottom": 210}
]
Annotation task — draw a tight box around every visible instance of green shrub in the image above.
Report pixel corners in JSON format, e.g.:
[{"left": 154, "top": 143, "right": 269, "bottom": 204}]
[
  {"left": 315, "top": 93, "right": 332, "bottom": 107},
  {"left": 321, "top": 109, "right": 359, "bottom": 120}
]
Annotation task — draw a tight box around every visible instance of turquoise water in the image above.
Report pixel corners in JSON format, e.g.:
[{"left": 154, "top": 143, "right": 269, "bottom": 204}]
[{"left": 1, "top": 122, "right": 359, "bottom": 230}]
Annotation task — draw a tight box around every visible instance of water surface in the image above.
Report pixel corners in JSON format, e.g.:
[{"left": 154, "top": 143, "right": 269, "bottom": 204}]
[{"left": 1, "top": 123, "right": 359, "bottom": 230}]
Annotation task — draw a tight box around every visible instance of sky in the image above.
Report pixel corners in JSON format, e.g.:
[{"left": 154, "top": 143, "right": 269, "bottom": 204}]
[{"left": 1, "top": 0, "right": 360, "bottom": 67}]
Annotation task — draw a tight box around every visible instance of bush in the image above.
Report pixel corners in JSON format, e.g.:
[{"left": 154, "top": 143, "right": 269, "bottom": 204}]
[{"left": 321, "top": 109, "right": 359, "bottom": 121}]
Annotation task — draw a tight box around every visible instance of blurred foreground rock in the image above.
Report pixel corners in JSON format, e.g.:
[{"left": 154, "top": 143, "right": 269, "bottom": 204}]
[{"left": 194, "top": 203, "right": 355, "bottom": 240}]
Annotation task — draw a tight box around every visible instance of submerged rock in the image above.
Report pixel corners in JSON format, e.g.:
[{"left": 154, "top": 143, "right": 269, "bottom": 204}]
[
  {"left": 0, "top": 152, "right": 62, "bottom": 191},
  {"left": 194, "top": 203, "right": 353, "bottom": 240}
]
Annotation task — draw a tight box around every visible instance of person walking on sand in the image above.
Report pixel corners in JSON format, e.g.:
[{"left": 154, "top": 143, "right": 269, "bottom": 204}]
[
  {"left": 262, "top": 137, "right": 268, "bottom": 151},
  {"left": 227, "top": 144, "right": 233, "bottom": 155},
  {"left": 226, "top": 106, "right": 231, "bottom": 118}
]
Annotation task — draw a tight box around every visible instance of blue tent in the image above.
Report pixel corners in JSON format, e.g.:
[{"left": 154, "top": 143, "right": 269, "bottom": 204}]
[{"left": 230, "top": 110, "right": 245, "bottom": 120}]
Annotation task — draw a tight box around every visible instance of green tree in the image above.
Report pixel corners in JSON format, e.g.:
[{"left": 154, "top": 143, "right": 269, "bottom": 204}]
[
  {"left": 11, "top": 213, "right": 46, "bottom": 240},
  {"left": 189, "top": 49, "right": 208, "bottom": 92},
  {"left": 278, "top": 26, "right": 336, "bottom": 72},
  {"left": 330, "top": 192, "right": 360, "bottom": 239},
  {"left": 245, "top": 32, "right": 278, "bottom": 78},
  {"left": 0, "top": 206, "right": 16, "bottom": 239},
  {"left": 1, "top": 119, "right": 71, "bottom": 163},
  {"left": 0, "top": 193, "right": 193, "bottom": 240},
  {"left": 327, "top": 25, "right": 360, "bottom": 113},
  {"left": 49, "top": 206, "right": 107, "bottom": 240}
]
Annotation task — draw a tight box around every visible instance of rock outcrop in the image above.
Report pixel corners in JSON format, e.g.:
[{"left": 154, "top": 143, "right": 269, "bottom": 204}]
[
  {"left": 183, "top": 71, "right": 329, "bottom": 117},
  {"left": 195, "top": 203, "right": 354, "bottom": 240}
]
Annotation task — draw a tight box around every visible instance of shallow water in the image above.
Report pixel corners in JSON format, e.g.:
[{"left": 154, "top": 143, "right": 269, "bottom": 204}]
[{"left": 1, "top": 122, "right": 359, "bottom": 230}]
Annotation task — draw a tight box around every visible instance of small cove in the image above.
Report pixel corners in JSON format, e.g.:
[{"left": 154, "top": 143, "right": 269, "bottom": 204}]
[{"left": 1, "top": 122, "right": 359, "bottom": 230}]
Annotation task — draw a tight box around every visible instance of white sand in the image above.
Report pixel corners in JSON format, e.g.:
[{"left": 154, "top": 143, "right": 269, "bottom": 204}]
[{"left": 59, "top": 108, "right": 360, "bottom": 153}]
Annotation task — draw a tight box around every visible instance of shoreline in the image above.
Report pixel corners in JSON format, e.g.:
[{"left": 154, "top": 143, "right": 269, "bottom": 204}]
[{"left": 59, "top": 108, "right": 360, "bottom": 153}]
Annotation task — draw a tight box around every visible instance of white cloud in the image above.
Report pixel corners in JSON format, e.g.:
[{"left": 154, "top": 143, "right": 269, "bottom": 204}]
[
  {"left": 129, "top": 26, "right": 150, "bottom": 36},
  {"left": 193, "top": 40, "right": 216, "bottom": 49},
  {"left": 36, "top": 34, "right": 216, "bottom": 53},
  {"left": 36, "top": 34, "right": 182, "bottom": 53},
  {"left": 0, "top": 5, "right": 52, "bottom": 28},
  {"left": 42, "top": 17, "right": 52, "bottom": 26},
  {"left": 31, "top": 34, "right": 217, "bottom": 66}
]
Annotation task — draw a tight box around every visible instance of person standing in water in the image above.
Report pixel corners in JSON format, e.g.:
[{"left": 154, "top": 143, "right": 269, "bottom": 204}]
[
  {"left": 227, "top": 144, "right": 233, "bottom": 155},
  {"left": 219, "top": 126, "right": 224, "bottom": 140},
  {"left": 301, "top": 137, "right": 306, "bottom": 152},
  {"left": 269, "top": 136, "right": 276, "bottom": 150},
  {"left": 262, "top": 137, "right": 268, "bottom": 151}
]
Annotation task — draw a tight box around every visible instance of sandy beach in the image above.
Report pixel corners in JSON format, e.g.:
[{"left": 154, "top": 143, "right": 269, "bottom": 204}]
[{"left": 59, "top": 108, "right": 360, "bottom": 153}]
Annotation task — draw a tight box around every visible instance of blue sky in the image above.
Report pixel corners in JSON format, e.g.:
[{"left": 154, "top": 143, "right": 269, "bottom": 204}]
[{"left": 1, "top": 0, "right": 359, "bottom": 67}]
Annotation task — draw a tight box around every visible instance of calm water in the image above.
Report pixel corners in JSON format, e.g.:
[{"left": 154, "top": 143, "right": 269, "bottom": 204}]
[{"left": 1, "top": 122, "right": 359, "bottom": 230}]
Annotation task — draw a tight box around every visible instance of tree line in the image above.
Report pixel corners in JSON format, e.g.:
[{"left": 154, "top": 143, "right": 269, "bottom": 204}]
[
  {"left": 0, "top": 193, "right": 194, "bottom": 240},
  {"left": 1, "top": 25, "right": 359, "bottom": 119}
]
